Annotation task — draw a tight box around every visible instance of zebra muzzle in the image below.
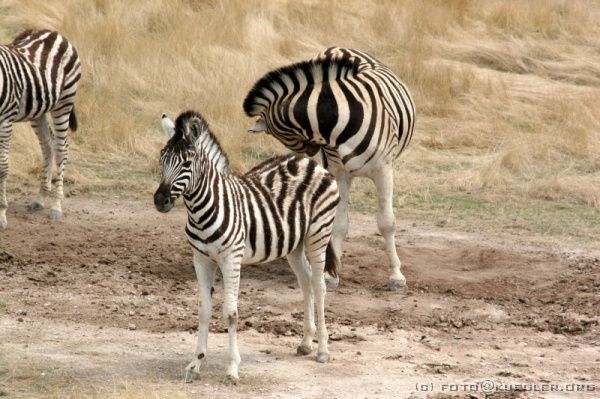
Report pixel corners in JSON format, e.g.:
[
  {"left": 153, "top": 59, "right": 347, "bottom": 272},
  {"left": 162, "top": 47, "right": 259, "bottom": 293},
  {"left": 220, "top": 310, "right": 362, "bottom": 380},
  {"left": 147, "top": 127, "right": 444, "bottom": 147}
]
[{"left": 154, "top": 184, "right": 175, "bottom": 213}]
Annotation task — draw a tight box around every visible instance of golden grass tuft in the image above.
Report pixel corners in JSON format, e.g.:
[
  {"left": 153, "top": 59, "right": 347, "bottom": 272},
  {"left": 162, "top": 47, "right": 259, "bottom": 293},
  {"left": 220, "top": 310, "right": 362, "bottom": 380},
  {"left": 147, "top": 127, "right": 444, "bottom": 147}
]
[
  {"left": 485, "top": 0, "right": 591, "bottom": 39},
  {"left": 1, "top": 0, "right": 600, "bottom": 213}
]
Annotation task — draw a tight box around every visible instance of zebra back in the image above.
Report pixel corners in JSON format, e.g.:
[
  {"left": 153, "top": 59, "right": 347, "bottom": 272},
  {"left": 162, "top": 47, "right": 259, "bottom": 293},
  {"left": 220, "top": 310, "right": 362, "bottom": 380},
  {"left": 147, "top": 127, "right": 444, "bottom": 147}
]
[{"left": 243, "top": 47, "right": 416, "bottom": 174}]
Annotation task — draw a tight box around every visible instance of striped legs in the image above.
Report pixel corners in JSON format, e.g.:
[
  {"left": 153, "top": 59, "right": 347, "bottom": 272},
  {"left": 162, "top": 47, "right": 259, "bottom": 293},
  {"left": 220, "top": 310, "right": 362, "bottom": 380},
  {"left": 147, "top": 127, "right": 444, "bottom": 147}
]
[
  {"left": 305, "top": 216, "right": 333, "bottom": 363},
  {"left": 0, "top": 120, "right": 12, "bottom": 229},
  {"left": 305, "top": 243, "right": 330, "bottom": 363},
  {"left": 185, "top": 251, "right": 217, "bottom": 383},
  {"left": 325, "top": 166, "right": 352, "bottom": 291},
  {"left": 373, "top": 166, "right": 406, "bottom": 291},
  {"left": 48, "top": 106, "right": 72, "bottom": 220},
  {"left": 220, "top": 254, "right": 242, "bottom": 384},
  {"left": 287, "top": 246, "right": 316, "bottom": 356},
  {"left": 30, "top": 116, "right": 53, "bottom": 211}
]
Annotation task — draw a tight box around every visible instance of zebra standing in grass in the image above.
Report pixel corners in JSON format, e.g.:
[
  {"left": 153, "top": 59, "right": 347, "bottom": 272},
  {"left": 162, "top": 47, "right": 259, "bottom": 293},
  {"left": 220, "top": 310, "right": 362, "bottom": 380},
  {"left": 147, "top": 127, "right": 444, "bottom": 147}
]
[
  {"left": 154, "top": 111, "right": 339, "bottom": 383},
  {"left": 243, "top": 47, "right": 415, "bottom": 291},
  {"left": 0, "top": 29, "right": 80, "bottom": 229}
]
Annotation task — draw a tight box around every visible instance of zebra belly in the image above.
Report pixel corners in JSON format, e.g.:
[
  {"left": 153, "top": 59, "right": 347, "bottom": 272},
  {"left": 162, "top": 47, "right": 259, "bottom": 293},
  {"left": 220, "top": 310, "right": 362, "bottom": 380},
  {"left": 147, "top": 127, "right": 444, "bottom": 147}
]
[{"left": 185, "top": 235, "right": 291, "bottom": 266}]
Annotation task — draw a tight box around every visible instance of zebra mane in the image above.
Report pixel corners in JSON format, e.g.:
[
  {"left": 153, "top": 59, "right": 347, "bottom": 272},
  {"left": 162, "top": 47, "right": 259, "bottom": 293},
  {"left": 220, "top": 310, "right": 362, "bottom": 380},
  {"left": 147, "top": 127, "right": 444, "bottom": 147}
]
[
  {"left": 243, "top": 54, "right": 360, "bottom": 117},
  {"left": 173, "top": 110, "right": 230, "bottom": 173},
  {"left": 10, "top": 29, "right": 51, "bottom": 46}
]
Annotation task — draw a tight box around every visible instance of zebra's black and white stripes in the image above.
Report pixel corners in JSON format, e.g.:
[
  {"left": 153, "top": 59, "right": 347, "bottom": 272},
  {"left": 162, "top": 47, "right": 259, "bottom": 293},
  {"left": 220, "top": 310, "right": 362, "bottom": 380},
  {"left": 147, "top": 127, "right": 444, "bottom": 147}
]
[
  {"left": 154, "top": 111, "right": 339, "bottom": 383},
  {"left": 243, "top": 47, "right": 415, "bottom": 291},
  {"left": 0, "top": 29, "right": 81, "bottom": 229}
]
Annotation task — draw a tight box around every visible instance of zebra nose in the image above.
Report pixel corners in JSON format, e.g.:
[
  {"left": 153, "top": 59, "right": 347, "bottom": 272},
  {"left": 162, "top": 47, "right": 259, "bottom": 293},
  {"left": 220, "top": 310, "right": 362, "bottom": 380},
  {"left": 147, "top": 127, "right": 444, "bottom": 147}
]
[{"left": 154, "top": 185, "right": 173, "bottom": 212}]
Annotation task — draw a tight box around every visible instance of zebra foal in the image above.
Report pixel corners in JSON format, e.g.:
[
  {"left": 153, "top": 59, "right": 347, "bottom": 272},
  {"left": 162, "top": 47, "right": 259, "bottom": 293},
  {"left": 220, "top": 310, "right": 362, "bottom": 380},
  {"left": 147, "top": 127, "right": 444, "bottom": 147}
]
[
  {"left": 0, "top": 30, "right": 81, "bottom": 229},
  {"left": 154, "top": 111, "right": 339, "bottom": 383},
  {"left": 244, "top": 47, "right": 416, "bottom": 291}
]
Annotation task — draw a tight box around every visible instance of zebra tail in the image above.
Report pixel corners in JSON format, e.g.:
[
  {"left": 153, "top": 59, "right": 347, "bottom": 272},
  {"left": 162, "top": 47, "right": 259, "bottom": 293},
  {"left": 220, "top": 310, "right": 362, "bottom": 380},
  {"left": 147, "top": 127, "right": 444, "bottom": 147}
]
[
  {"left": 69, "top": 106, "right": 78, "bottom": 132},
  {"left": 324, "top": 241, "right": 338, "bottom": 278}
]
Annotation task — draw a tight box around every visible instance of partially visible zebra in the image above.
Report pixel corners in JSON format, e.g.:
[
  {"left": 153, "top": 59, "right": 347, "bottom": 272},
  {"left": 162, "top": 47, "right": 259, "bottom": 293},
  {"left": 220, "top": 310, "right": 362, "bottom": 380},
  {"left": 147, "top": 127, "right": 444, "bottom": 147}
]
[
  {"left": 154, "top": 111, "right": 339, "bottom": 383},
  {"left": 0, "top": 29, "right": 81, "bottom": 229},
  {"left": 243, "top": 47, "right": 415, "bottom": 291}
]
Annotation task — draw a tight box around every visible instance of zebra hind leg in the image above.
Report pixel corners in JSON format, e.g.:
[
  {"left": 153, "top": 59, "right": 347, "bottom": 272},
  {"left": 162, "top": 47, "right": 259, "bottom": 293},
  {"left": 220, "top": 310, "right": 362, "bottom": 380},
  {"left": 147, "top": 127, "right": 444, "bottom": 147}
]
[
  {"left": 326, "top": 169, "right": 352, "bottom": 291},
  {"left": 0, "top": 120, "right": 13, "bottom": 229},
  {"left": 286, "top": 245, "right": 316, "bottom": 356},
  {"left": 305, "top": 222, "right": 333, "bottom": 363},
  {"left": 305, "top": 246, "right": 330, "bottom": 363},
  {"left": 373, "top": 166, "right": 406, "bottom": 292},
  {"left": 30, "top": 116, "right": 54, "bottom": 211},
  {"left": 220, "top": 256, "right": 242, "bottom": 384},
  {"left": 48, "top": 106, "right": 72, "bottom": 220}
]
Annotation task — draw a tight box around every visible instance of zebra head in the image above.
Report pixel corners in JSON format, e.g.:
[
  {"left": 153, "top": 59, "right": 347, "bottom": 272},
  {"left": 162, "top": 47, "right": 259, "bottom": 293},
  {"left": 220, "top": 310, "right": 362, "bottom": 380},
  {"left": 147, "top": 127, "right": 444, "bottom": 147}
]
[{"left": 154, "top": 113, "right": 201, "bottom": 213}]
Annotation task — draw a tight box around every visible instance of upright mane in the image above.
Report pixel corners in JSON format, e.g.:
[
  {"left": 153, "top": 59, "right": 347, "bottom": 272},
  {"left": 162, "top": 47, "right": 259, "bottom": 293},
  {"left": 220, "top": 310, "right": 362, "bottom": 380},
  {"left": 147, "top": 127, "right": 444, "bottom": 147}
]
[
  {"left": 174, "top": 110, "right": 230, "bottom": 173},
  {"left": 243, "top": 54, "right": 360, "bottom": 117}
]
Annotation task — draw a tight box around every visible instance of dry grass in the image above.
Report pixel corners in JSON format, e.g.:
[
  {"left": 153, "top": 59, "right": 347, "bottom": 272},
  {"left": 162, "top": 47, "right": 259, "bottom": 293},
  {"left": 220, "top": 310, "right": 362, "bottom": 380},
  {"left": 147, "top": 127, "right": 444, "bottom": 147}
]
[{"left": 2, "top": 0, "right": 600, "bottom": 232}]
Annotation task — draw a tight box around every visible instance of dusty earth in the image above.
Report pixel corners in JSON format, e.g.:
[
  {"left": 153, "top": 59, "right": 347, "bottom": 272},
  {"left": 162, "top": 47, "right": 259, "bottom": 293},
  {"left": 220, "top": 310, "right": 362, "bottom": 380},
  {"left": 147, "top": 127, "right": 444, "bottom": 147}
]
[{"left": 0, "top": 195, "right": 599, "bottom": 398}]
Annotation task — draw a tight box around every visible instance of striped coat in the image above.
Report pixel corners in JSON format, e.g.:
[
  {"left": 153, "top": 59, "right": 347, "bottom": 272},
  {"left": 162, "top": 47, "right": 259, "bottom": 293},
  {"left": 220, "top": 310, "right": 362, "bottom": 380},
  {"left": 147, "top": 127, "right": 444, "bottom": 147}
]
[
  {"left": 243, "top": 47, "right": 415, "bottom": 291},
  {"left": 154, "top": 110, "right": 339, "bottom": 383},
  {"left": 0, "top": 29, "right": 81, "bottom": 229}
]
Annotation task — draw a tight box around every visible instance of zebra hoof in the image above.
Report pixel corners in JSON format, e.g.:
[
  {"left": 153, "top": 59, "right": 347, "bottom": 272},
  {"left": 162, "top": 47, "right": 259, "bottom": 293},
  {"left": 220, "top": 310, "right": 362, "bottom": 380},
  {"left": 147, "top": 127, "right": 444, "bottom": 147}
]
[
  {"left": 223, "top": 374, "right": 239, "bottom": 386},
  {"left": 388, "top": 279, "right": 407, "bottom": 292},
  {"left": 184, "top": 358, "right": 203, "bottom": 383},
  {"left": 30, "top": 201, "right": 44, "bottom": 211},
  {"left": 48, "top": 209, "right": 62, "bottom": 220},
  {"left": 184, "top": 370, "right": 197, "bottom": 383},
  {"left": 0, "top": 219, "right": 7, "bottom": 230},
  {"left": 325, "top": 277, "right": 339, "bottom": 292},
  {"left": 296, "top": 344, "right": 313, "bottom": 356},
  {"left": 316, "top": 352, "right": 330, "bottom": 363}
]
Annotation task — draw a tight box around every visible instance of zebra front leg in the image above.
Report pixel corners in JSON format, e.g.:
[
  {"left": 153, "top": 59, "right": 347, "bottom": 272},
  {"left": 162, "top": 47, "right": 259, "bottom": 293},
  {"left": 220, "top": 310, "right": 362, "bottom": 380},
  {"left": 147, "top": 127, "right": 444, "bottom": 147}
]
[
  {"left": 0, "top": 120, "right": 13, "bottom": 229},
  {"left": 306, "top": 248, "right": 330, "bottom": 363},
  {"left": 373, "top": 166, "right": 406, "bottom": 291},
  {"left": 286, "top": 246, "right": 316, "bottom": 356},
  {"left": 220, "top": 255, "right": 242, "bottom": 384},
  {"left": 185, "top": 251, "right": 217, "bottom": 382},
  {"left": 48, "top": 108, "right": 71, "bottom": 220},
  {"left": 326, "top": 168, "right": 352, "bottom": 291},
  {"left": 30, "top": 116, "right": 53, "bottom": 211}
]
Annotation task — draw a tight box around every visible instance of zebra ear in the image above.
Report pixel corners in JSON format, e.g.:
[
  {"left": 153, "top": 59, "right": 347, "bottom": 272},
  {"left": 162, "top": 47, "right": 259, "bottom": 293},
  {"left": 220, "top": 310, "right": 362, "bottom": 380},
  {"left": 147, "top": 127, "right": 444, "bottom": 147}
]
[
  {"left": 184, "top": 122, "right": 202, "bottom": 145},
  {"left": 161, "top": 114, "right": 175, "bottom": 139},
  {"left": 248, "top": 118, "right": 267, "bottom": 134}
]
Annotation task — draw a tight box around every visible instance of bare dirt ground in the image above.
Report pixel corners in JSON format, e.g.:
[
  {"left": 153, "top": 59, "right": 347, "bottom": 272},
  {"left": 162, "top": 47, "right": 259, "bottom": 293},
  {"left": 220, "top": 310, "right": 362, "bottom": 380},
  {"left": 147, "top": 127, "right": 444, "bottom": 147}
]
[{"left": 0, "top": 195, "right": 599, "bottom": 398}]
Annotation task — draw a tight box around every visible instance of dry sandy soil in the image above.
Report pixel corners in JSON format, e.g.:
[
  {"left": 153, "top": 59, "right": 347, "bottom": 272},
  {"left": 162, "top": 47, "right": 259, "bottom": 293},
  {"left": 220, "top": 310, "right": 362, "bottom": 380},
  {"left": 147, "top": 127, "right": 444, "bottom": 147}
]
[{"left": 0, "top": 195, "right": 599, "bottom": 398}]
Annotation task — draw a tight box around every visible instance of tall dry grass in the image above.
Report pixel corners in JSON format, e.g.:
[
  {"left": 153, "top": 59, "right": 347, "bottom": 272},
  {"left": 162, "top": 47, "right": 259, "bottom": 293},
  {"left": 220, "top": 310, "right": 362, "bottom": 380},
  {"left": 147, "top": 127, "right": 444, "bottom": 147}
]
[{"left": 2, "top": 0, "right": 600, "bottom": 210}]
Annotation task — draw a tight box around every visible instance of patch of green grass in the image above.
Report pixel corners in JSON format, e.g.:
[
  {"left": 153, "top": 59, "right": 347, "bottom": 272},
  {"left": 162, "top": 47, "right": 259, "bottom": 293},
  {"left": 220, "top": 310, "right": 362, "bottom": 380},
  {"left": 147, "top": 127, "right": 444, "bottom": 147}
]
[
  {"left": 0, "top": 301, "right": 7, "bottom": 310},
  {"left": 349, "top": 180, "right": 600, "bottom": 242}
]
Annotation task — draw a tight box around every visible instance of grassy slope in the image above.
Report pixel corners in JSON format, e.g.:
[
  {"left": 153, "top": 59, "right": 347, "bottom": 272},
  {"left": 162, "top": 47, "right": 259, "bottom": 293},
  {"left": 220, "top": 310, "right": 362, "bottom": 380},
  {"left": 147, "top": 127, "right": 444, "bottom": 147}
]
[{"left": 1, "top": 0, "right": 600, "bottom": 241}]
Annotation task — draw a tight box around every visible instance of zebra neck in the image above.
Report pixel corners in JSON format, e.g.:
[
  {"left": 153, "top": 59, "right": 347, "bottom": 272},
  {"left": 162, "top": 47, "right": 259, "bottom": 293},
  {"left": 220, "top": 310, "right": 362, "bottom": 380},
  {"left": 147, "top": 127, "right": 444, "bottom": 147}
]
[
  {"left": 183, "top": 158, "right": 238, "bottom": 227},
  {"left": 195, "top": 131, "right": 229, "bottom": 174}
]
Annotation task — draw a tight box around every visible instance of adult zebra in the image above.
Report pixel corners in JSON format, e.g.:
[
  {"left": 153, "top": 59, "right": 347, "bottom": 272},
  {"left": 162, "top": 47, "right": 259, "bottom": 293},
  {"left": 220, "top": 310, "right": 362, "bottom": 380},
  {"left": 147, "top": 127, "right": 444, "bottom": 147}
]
[
  {"left": 243, "top": 47, "right": 415, "bottom": 291},
  {"left": 0, "top": 29, "right": 80, "bottom": 229},
  {"left": 154, "top": 111, "right": 339, "bottom": 383}
]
